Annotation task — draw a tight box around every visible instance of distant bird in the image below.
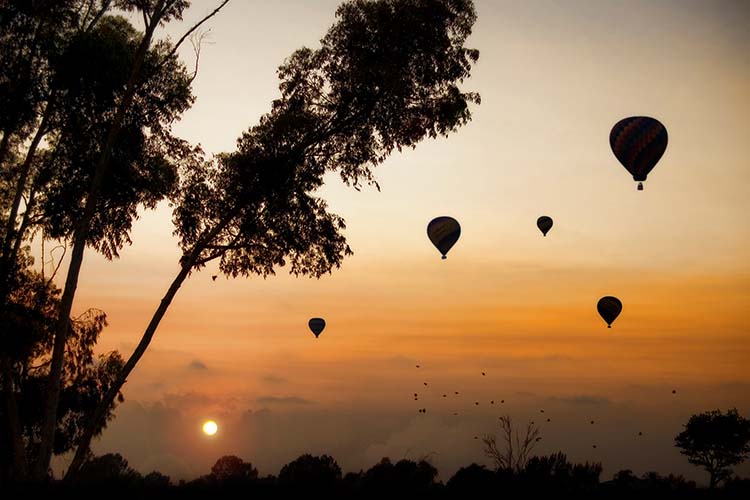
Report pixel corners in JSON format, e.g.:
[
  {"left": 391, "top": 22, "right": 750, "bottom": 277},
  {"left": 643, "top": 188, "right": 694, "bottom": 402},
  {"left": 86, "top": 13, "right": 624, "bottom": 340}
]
[
  {"left": 546, "top": 418, "right": 551, "bottom": 422},
  {"left": 475, "top": 402, "right": 479, "bottom": 406},
  {"left": 592, "top": 445, "right": 597, "bottom": 449},
  {"left": 211, "top": 275, "right": 217, "bottom": 281},
  {"left": 536, "top": 437, "right": 542, "bottom": 442},
  {"left": 414, "top": 393, "right": 418, "bottom": 397},
  {"left": 482, "top": 372, "right": 486, "bottom": 376},
  {"left": 454, "top": 412, "right": 459, "bottom": 416},
  {"left": 443, "top": 394, "right": 447, "bottom": 397},
  {"left": 638, "top": 432, "right": 643, "bottom": 436},
  {"left": 490, "top": 400, "right": 494, "bottom": 404},
  {"left": 424, "top": 382, "right": 428, "bottom": 386},
  {"left": 672, "top": 389, "right": 677, "bottom": 394},
  {"left": 416, "top": 365, "right": 420, "bottom": 368},
  {"left": 540, "top": 409, "right": 545, "bottom": 413},
  {"left": 455, "top": 391, "right": 459, "bottom": 395},
  {"left": 500, "top": 399, "right": 504, "bottom": 403},
  {"left": 473, "top": 436, "right": 478, "bottom": 440}
]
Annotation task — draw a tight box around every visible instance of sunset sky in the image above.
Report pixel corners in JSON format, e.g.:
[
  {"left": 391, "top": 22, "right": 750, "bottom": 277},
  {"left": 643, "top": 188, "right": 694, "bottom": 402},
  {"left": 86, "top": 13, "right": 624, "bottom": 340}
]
[{"left": 47, "top": 0, "right": 749, "bottom": 482}]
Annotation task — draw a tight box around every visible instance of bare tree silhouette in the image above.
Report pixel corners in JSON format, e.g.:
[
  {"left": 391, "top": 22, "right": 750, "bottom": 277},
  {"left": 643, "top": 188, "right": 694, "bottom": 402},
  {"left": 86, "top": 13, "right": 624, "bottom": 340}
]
[{"left": 483, "top": 415, "right": 541, "bottom": 472}]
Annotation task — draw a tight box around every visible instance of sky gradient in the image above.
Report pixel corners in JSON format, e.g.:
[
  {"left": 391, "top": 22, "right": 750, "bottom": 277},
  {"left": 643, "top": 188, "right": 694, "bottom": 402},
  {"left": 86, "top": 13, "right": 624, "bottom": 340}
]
[{"left": 45, "top": 0, "right": 749, "bottom": 483}]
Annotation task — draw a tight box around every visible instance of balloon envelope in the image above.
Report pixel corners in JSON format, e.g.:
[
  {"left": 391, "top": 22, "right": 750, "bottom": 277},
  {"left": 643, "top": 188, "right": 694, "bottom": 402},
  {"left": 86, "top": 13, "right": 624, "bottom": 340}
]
[
  {"left": 427, "top": 217, "right": 461, "bottom": 259},
  {"left": 308, "top": 318, "right": 326, "bottom": 338},
  {"left": 537, "top": 216, "right": 553, "bottom": 236},
  {"left": 597, "top": 296, "right": 622, "bottom": 328},
  {"left": 610, "top": 116, "right": 668, "bottom": 189}
]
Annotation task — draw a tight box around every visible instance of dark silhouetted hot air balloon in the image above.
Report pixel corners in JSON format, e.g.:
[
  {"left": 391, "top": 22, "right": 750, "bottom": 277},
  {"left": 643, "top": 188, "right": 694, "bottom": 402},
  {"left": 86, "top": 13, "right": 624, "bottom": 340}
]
[
  {"left": 308, "top": 318, "right": 326, "bottom": 338},
  {"left": 427, "top": 216, "right": 461, "bottom": 259},
  {"left": 597, "top": 296, "right": 623, "bottom": 328},
  {"left": 610, "top": 116, "right": 668, "bottom": 190},
  {"left": 537, "top": 216, "right": 553, "bottom": 236}
]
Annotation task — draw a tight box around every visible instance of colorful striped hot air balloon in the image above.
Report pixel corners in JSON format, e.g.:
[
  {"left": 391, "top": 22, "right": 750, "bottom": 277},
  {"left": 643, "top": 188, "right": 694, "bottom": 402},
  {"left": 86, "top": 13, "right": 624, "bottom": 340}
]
[
  {"left": 610, "top": 116, "right": 668, "bottom": 190},
  {"left": 427, "top": 216, "right": 461, "bottom": 259},
  {"left": 308, "top": 318, "right": 326, "bottom": 338},
  {"left": 597, "top": 296, "right": 622, "bottom": 328}
]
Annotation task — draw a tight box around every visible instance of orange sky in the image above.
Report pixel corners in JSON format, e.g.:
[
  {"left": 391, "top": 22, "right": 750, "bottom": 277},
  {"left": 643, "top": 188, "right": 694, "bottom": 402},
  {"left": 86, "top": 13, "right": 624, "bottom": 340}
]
[{"left": 46, "top": 0, "right": 749, "bottom": 483}]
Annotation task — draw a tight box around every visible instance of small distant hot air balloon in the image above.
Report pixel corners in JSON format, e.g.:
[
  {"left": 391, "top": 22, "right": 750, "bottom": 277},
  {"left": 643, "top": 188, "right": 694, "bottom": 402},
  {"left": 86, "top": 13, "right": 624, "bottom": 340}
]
[
  {"left": 308, "top": 318, "right": 326, "bottom": 338},
  {"left": 597, "top": 296, "right": 623, "bottom": 328},
  {"left": 537, "top": 216, "right": 553, "bottom": 236},
  {"left": 427, "top": 216, "right": 461, "bottom": 259},
  {"left": 610, "top": 116, "right": 668, "bottom": 190}
]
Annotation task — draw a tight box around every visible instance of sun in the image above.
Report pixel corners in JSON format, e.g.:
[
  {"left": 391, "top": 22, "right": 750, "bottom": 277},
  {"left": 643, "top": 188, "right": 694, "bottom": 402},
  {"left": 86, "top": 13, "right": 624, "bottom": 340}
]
[{"left": 202, "top": 420, "right": 218, "bottom": 436}]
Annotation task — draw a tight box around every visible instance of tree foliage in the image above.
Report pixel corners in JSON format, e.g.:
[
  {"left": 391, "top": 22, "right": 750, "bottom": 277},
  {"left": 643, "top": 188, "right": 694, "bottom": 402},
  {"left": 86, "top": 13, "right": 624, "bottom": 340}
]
[
  {"left": 675, "top": 408, "right": 750, "bottom": 488},
  {"left": 210, "top": 455, "right": 258, "bottom": 482},
  {"left": 0, "top": 263, "right": 123, "bottom": 481}
]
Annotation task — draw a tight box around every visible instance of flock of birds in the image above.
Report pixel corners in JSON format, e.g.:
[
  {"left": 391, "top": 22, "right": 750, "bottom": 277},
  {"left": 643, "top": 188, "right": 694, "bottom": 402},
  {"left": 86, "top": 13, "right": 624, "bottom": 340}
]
[{"left": 410, "top": 364, "right": 677, "bottom": 447}]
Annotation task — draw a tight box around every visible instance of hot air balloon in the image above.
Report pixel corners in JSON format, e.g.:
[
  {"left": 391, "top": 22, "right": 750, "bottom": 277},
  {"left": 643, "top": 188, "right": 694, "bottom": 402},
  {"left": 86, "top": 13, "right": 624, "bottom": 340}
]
[
  {"left": 597, "top": 296, "right": 623, "bottom": 328},
  {"left": 427, "top": 216, "right": 461, "bottom": 259},
  {"left": 537, "top": 216, "right": 553, "bottom": 236},
  {"left": 610, "top": 116, "right": 668, "bottom": 190},
  {"left": 308, "top": 318, "right": 325, "bottom": 338}
]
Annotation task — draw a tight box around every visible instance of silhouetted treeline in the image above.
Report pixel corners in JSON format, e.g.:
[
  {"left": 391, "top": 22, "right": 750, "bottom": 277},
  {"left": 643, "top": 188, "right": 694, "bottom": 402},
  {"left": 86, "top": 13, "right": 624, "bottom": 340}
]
[{"left": 4, "top": 452, "right": 748, "bottom": 499}]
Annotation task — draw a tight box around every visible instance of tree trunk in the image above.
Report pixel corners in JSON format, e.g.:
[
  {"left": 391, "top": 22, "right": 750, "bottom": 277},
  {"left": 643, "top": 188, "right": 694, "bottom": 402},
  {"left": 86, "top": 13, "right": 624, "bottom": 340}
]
[
  {"left": 0, "top": 100, "right": 53, "bottom": 268},
  {"left": 32, "top": 11, "right": 163, "bottom": 479},
  {"left": 1, "top": 356, "right": 28, "bottom": 480},
  {"left": 64, "top": 260, "right": 194, "bottom": 479},
  {"left": 0, "top": 127, "right": 12, "bottom": 168},
  {"left": 65, "top": 208, "right": 235, "bottom": 479}
]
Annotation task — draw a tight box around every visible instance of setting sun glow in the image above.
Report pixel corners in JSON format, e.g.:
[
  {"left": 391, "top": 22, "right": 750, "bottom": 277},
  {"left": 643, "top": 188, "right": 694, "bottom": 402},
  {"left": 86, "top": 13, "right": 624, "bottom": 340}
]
[{"left": 202, "top": 420, "right": 218, "bottom": 436}]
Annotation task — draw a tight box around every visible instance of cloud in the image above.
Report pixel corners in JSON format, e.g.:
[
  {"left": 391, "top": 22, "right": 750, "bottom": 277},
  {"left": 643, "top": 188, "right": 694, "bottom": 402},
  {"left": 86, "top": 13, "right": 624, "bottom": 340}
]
[
  {"left": 188, "top": 359, "right": 208, "bottom": 370},
  {"left": 551, "top": 395, "right": 612, "bottom": 406},
  {"left": 261, "top": 374, "right": 288, "bottom": 384},
  {"left": 255, "top": 396, "right": 314, "bottom": 405}
]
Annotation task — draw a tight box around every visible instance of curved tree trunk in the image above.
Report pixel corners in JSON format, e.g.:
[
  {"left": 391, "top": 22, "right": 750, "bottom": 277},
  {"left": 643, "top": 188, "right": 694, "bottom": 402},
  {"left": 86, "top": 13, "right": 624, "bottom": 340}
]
[{"left": 64, "top": 261, "right": 193, "bottom": 479}]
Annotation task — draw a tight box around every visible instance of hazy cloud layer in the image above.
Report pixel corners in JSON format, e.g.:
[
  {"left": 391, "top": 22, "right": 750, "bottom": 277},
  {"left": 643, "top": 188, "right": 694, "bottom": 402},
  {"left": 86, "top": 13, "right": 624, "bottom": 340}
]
[
  {"left": 86, "top": 385, "right": 750, "bottom": 484},
  {"left": 188, "top": 359, "right": 208, "bottom": 370},
  {"left": 261, "top": 374, "right": 289, "bottom": 384},
  {"left": 256, "top": 396, "right": 314, "bottom": 405}
]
